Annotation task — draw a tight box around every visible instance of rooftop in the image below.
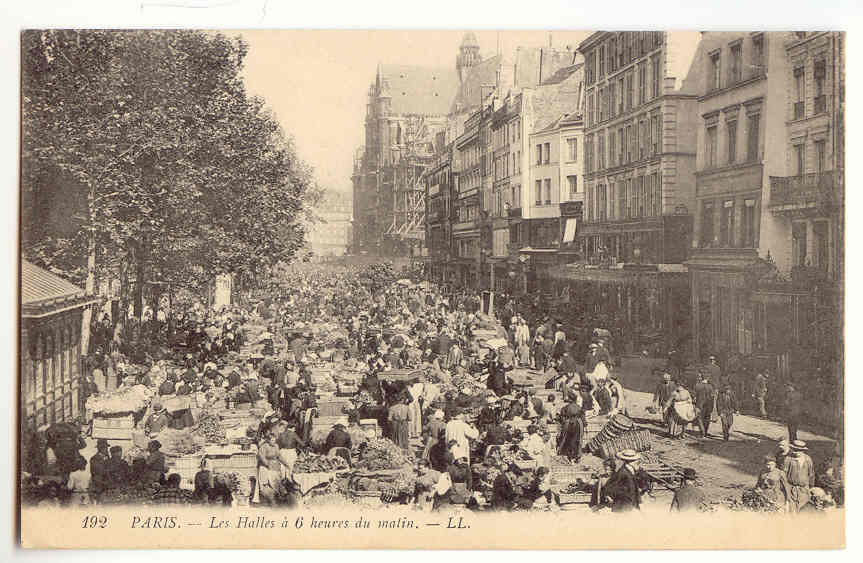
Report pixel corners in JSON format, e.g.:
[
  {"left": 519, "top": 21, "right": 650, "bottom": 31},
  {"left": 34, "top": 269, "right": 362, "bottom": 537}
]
[{"left": 21, "top": 260, "right": 97, "bottom": 318}]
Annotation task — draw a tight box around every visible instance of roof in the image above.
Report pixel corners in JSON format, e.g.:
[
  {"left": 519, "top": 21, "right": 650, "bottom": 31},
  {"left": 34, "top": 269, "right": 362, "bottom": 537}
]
[
  {"left": 541, "top": 62, "right": 584, "bottom": 85},
  {"left": 529, "top": 64, "right": 584, "bottom": 132},
  {"left": 379, "top": 64, "right": 459, "bottom": 116},
  {"left": 21, "top": 260, "right": 96, "bottom": 318},
  {"left": 450, "top": 54, "right": 503, "bottom": 114},
  {"left": 514, "top": 47, "right": 576, "bottom": 89}
]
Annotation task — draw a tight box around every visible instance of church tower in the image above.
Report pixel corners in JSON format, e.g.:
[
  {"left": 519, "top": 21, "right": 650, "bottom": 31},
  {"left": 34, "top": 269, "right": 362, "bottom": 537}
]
[{"left": 456, "top": 31, "right": 481, "bottom": 83}]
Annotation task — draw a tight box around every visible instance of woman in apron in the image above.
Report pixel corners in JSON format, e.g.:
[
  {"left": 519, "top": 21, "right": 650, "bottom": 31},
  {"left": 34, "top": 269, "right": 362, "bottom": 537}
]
[
  {"left": 255, "top": 431, "right": 279, "bottom": 504},
  {"left": 664, "top": 385, "right": 696, "bottom": 439},
  {"left": 276, "top": 420, "right": 305, "bottom": 480},
  {"left": 408, "top": 380, "right": 424, "bottom": 439}
]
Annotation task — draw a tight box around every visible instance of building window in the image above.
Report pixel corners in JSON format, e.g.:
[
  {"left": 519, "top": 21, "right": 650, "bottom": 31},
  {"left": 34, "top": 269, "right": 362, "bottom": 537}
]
[
  {"left": 752, "top": 34, "right": 764, "bottom": 73},
  {"left": 617, "top": 180, "right": 627, "bottom": 219},
  {"left": 794, "top": 67, "right": 805, "bottom": 119},
  {"left": 710, "top": 50, "right": 721, "bottom": 91},
  {"left": 639, "top": 119, "right": 647, "bottom": 159},
  {"left": 813, "top": 220, "right": 829, "bottom": 272},
  {"left": 747, "top": 113, "right": 760, "bottom": 162},
  {"left": 645, "top": 174, "right": 654, "bottom": 217},
  {"left": 587, "top": 185, "right": 594, "bottom": 222},
  {"left": 720, "top": 200, "right": 735, "bottom": 246},
  {"left": 815, "top": 140, "right": 826, "bottom": 174},
  {"left": 706, "top": 125, "right": 718, "bottom": 168},
  {"left": 792, "top": 221, "right": 808, "bottom": 267},
  {"left": 567, "top": 175, "right": 578, "bottom": 196},
  {"left": 535, "top": 180, "right": 542, "bottom": 205},
  {"left": 727, "top": 120, "right": 738, "bottom": 164},
  {"left": 597, "top": 184, "right": 607, "bottom": 221},
  {"left": 814, "top": 60, "right": 827, "bottom": 114},
  {"left": 653, "top": 172, "right": 661, "bottom": 216},
  {"left": 618, "top": 78, "right": 625, "bottom": 115},
  {"left": 624, "top": 125, "right": 632, "bottom": 163},
  {"left": 598, "top": 132, "right": 606, "bottom": 170},
  {"left": 626, "top": 73, "right": 633, "bottom": 111},
  {"left": 587, "top": 93, "right": 595, "bottom": 126},
  {"left": 638, "top": 63, "right": 646, "bottom": 106},
  {"left": 536, "top": 144, "right": 542, "bottom": 165},
  {"left": 608, "top": 130, "right": 616, "bottom": 167},
  {"left": 618, "top": 127, "right": 625, "bottom": 164},
  {"left": 567, "top": 137, "right": 578, "bottom": 162},
  {"left": 599, "top": 45, "right": 606, "bottom": 78},
  {"left": 637, "top": 176, "right": 646, "bottom": 217},
  {"left": 651, "top": 114, "right": 661, "bottom": 155},
  {"left": 609, "top": 37, "right": 617, "bottom": 72},
  {"left": 794, "top": 143, "right": 805, "bottom": 176},
  {"left": 543, "top": 143, "right": 550, "bottom": 164},
  {"left": 701, "top": 201, "right": 715, "bottom": 247},
  {"left": 544, "top": 178, "right": 552, "bottom": 205},
  {"left": 742, "top": 198, "right": 757, "bottom": 247},
  {"left": 730, "top": 42, "right": 742, "bottom": 84}
]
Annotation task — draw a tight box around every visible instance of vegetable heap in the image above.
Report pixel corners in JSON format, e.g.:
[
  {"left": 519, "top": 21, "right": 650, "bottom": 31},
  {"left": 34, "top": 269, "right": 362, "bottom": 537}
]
[
  {"left": 86, "top": 384, "right": 153, "bottom": 414},
  {"left": 354, "top": 437, "right": 413, "bottom": 471},
  {"left": 293, "top": 452, "right": 349, "bottom": 473}
]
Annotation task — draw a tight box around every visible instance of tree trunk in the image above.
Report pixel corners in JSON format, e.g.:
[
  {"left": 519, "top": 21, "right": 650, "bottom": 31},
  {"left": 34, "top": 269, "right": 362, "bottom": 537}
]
[
  {"left": 133, "top": 239, "right": 147, "bottom": 322},
  {"left": 80, "top": 187, "right": 96, "bottom": 356}
]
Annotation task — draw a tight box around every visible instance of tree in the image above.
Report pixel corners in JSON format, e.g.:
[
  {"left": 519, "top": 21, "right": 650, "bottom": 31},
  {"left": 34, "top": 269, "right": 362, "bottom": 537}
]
[{"left": 22, "top": 30, "right": 315, "bottom": 341}]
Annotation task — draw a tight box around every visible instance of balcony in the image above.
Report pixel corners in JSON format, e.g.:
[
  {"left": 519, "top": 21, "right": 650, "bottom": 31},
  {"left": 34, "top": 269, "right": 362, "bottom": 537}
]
[
  {"left": 769, "top": 171, "right": 839, "bottom": 212},
  {"left": 814, "top": 95, "right": 827, "bottom": 115},
  {"left": 793, "top": 101, "right": 805, "bottom": 120}
]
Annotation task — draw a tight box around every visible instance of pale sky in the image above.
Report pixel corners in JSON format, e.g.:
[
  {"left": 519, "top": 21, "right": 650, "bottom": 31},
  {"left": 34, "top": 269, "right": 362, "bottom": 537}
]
[{"left": 235, "top": 30, "right": 592, "bottom": 194}]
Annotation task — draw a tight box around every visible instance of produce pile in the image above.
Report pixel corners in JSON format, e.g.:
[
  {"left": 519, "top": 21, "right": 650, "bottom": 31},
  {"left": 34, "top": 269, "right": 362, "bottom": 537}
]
[
  {"left": 157, "top": 428, "right": 206, "bottom": 456},
  {"left": 193, "top": 412, "right": 227, "bottom": 444},
  {"left": 354, "top": 437, "right": 413, "bottom": 471},
  {"left": 123, "top": 446, "right": 147, "bottom": 465},
  {"left": 86, "top": 384, "right": 153, "bottom": 415},
  {"left": 219, "top": 471, "right": 252, "bottom": 497},
  {"left": 723, "top": 488, "right": 784, "bottom": 513},
  {"left": 293, "top": 452, "right": 349, "bottom": 473},
  {"left": 99, "top": 483, "right": 159, "bottom": 505}
]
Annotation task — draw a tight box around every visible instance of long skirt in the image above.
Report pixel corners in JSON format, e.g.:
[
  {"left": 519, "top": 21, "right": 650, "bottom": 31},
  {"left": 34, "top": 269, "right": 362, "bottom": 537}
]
[
  {"left": 392, "top": 420, "right": 410, "bottom": 451},
  {"left": 279, "top": 448, "right": 298, "bottom": 481},
  {"left": 667, "top": 409, "right": 687, "bottom": 438},
  {"left": 788, "top": 484, "right": 810, "bottom": 512},
  {"left": 408, "top": 400, "right": 422, "bottom": 438}
]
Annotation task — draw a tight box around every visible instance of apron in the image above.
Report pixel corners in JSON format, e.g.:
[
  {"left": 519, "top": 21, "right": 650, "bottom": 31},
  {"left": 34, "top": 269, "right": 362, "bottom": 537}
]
[{"left": 279, "top": 448, "right": 298, "bottom": 480}]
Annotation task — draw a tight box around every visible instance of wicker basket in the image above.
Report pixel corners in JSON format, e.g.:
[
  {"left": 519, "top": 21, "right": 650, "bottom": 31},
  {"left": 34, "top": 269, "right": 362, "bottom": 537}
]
[
  {"left": 348, "top": 489, "right": 383, "bottom": 506},
  {"left": 549, "top": 465, "right": 593, "bottom": 486},
  {"left": 556, "top": 491, "right": 592, "bottom": 505}
]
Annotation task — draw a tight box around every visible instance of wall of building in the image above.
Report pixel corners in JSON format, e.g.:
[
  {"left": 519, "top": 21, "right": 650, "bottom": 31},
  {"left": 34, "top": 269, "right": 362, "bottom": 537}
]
[
  {"left": 558, "top": 124, "right": 583, "bottom": 203},
  {"left": 528, "top": 128, "right": 561, "bottom": 219}
]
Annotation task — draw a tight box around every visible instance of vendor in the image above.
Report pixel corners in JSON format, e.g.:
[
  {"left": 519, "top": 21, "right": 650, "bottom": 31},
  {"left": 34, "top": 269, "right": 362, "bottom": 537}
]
[
  {"left": 323, "top": 423, "right": 352, "bottom": 464},
  {"left": 105, "top": 445, "right": 130, "bottom": 490},
  {"left": 158, "top": 375, "right": 176, "bottom": 396},
  {"left": 275, "top": 420, "right": 306, "bottom": 480},
  {"left": 143, "top": 440, "right": 167, "bottom": 485}
]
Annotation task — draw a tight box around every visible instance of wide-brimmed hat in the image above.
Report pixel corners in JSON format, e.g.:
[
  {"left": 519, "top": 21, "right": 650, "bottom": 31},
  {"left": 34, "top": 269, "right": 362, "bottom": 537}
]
[
  {"left": 96, "top": 438, "right": 110, "bottom": 451},
  {"left": 662, "top": 373, "right": 672, "bottom": 381},
  {"left": 790, "top": 440, "right": 808, "bottom": 451},
  {"left": 683, "top": 468, "right": 697, "bottom": 480},
  {"left": 617, "top": 449, "right": 641, "bottom": 462},
  {"left": 433, "top": 410, "right": 444, "bottom": 420}
]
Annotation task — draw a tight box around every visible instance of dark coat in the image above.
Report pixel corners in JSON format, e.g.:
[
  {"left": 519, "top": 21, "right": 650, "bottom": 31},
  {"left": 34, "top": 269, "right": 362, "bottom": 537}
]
[
  {"left": 605, "top": 466, "right": 641, "bottom": 512},
  {"left": 324, "top": 428, "right": 352, "bottom": 451}
]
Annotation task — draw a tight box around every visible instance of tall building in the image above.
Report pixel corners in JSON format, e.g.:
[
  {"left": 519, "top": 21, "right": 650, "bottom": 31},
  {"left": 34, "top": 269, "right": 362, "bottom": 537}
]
[
  {"left": 687, "top": 32, "right": 843, "bottom": 389},
  {"left": 560, "top": 31, "right": 700, "bottom": 353},
  {"left": 306, "top": 190, "right": 354, "bottom": 259},
  {"left": 351, "top": 62, "right": 458, "bottom": 256}
]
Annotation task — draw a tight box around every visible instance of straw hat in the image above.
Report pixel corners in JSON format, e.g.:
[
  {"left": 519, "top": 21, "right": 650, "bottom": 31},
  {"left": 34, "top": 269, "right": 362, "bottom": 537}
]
[{"left": 617, "top": 449, "right": 641, "bottom": 462}]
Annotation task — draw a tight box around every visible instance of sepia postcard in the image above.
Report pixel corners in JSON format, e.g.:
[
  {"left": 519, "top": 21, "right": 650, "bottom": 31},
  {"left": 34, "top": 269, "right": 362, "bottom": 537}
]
[{"left": 17, "top": 28, "right": 845, "bottom": 549}]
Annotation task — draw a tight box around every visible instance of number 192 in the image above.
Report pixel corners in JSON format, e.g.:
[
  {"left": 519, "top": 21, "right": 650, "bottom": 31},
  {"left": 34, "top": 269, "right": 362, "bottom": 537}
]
[{"left": 82, "top": 515, "right": 108, "bottom": 528}]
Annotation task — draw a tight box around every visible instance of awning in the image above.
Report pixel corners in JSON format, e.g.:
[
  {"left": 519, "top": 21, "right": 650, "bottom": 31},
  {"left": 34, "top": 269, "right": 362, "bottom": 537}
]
[{"left": 563, "top": 218, "right": 578, "bottom": 243}]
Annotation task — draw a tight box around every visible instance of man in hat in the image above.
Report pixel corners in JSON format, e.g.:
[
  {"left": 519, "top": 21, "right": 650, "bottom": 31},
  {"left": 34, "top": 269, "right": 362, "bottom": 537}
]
[
  {"left": 653, "top": 372, "right": 675, "bottom": 418},
  {"left": 608, "top": 371, "right": 627, "bottom": 417},
  {"left": 670, "top": 468, "right": 707, "bottom": 512},
  {"left": 89, "top": 439, "right": 111, "bottom": 501},
  {"left": 706, "top": 355, "right": 722, "bottom": 384},
  {"left": 694, "top": 373, "right": 717, "bottom": 438},
  {"left": 784, "top": 382, "right": 804, "bottom": 442},
  {"left": 603, "top": 450, "right": 644, "bottom": 512},
  {"left": 785, "top": 440, "right": 816, "bottom": 512},
  {"left": 754, "top": 370, "right": 769, "bottom": 419},
  {"left": 144, "top": 400, "right": 170, "bottom": 435},
  {"left": 158, "top": 374, "right": 176, "bottom": 396},
  {"left": 716, "top": 382, "right": 738, "bottom": 441},
  {"left": 445, "top": 411, "right": 479, "bottom": 463}
]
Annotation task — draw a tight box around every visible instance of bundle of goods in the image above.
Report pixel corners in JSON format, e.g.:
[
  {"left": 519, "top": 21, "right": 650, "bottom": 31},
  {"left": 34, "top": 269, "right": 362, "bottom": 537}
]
[
  {"left": 556, "top": 480, "right": 595, "bottom": 504},
  {"left": 724, "top": 489, "right": 787, "bottom": 513},
  {"left": 587, "top": 414, "right": 635, "bottom": 454},
  {"left": 218, "top": 470, "right": 252, "bottom": 498},
  {"left": 354, "top": 437, "right": 413, "bottom": 471},
  {"left": 98, "top": 483, "right": 159, "bottom": 505},
  {"left": 157, "top": 428, "right": 206, "bottom": 456},
  {"left": 86, "top": 384, "right": 153, "bottom": 415},
  {"left": 122, "top": 445, "right": 148, "bottom": 465},
  {"left": 293, "top": 452, "right": 350, "bottom": 473},
  {"left": 309, "top": 369, "right": 337, "bottom": 393},
  {"left": 193, "top": 411, "right": 227, "bottom": 444},
  {"left": 596, "top": 429, "right": 652, "bottom": 459}
]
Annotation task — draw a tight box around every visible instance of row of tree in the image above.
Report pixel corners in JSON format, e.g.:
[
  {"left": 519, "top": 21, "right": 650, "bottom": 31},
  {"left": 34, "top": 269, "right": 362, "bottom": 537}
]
[{"left": 22, "top": 30, "right": 319, "bottom": 340}]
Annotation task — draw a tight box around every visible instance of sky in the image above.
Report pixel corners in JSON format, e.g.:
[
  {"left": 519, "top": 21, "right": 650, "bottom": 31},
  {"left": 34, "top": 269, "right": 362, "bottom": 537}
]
[{"left": 234, "top": 30, "right": 592, "bottom": 195}]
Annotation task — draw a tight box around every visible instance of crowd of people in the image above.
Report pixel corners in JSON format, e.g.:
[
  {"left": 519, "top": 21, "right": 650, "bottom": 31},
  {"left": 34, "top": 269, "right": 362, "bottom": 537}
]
[{"left": 20, "top": 261, "right": 844, "bottom": 515}]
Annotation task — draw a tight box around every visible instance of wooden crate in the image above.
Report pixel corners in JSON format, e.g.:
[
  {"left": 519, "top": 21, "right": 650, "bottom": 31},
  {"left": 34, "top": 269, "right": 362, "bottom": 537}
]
[
  {"left": 317, "top": 400, "right": 351, "bottom": 418},
  {"left": 92, "top": 414, "right": 134, "bottom": 441},
  {"left": 549, "top": 465, "right": 593, "bottom": 486},
  {"left": 315, "top": 415, "right": 349, "bottom": 428},
  {"left": 166, "top": 453, "right": 203, "bottom": 489}
]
